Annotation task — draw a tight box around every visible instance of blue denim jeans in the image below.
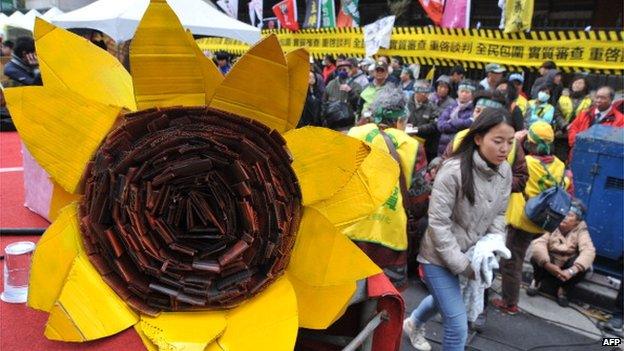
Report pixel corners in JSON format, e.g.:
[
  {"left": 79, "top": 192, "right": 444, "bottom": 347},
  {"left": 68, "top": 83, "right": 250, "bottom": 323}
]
[{"left": 409, "top": 263, "right": 468, "bottom": 351}]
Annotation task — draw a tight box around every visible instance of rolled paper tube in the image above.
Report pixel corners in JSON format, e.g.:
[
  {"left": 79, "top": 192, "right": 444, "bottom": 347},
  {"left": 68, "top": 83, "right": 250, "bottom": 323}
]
[
  {"left": 192, "top": 259, "right": 221, "bottom": 273},
  {"left": 80, "top": 107, "right": 301, "bottom": 314}
]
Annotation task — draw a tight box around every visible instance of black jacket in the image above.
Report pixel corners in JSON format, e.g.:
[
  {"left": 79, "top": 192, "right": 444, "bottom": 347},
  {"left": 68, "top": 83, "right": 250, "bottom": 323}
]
[{"left": 3, "top": 56, "right": 42, "bottom": 87}]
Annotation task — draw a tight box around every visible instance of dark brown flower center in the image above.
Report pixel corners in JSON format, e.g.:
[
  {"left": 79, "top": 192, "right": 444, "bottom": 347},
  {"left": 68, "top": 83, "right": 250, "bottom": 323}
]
[{"left": 80, "top": 107, "right": 301, "bottom": 316}]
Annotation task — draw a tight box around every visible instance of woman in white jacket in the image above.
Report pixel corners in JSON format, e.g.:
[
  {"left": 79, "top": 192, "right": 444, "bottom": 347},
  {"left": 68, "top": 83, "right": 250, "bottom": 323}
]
[{"left": 403, "top": 107, "right": 515, "bottom": 351}]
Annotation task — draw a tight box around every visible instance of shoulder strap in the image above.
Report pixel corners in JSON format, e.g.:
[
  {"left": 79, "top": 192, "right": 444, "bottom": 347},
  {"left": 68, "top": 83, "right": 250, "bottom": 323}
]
[
  {"left": 379, "top": 129, "right": 409, "bottom": 215},
  {"left": 538, "top": 160, "right": 565, "bottom": 188}
]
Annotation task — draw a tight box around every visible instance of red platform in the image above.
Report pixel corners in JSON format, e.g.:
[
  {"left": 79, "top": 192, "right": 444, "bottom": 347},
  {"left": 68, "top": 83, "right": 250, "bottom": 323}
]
[{"left": 0, "top": 132, "right": 144, "bottom": 350}]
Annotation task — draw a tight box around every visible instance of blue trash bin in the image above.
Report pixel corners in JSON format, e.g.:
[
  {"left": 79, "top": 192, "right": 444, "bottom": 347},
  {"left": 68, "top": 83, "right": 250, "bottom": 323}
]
[{"left": 570, "top": 125, "right": 624, "bottom": 279}]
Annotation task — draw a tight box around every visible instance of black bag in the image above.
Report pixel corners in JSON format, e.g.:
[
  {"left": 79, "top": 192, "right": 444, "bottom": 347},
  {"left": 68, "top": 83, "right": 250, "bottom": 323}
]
[
  {"left": 323, "top": 101, "right": 353, "bottom": 130},
  {"left": 524, "top": 162, "right": 571, "bottom": 232}
]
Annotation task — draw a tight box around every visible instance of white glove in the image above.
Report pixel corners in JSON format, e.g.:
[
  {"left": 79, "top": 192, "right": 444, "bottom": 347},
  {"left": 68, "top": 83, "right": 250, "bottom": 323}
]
[{"left": 472, "top": 234, "right": 511, "bottom": 286}]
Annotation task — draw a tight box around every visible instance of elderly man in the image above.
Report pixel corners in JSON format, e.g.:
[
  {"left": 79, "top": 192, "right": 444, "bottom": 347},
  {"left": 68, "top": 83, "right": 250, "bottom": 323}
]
[
  {"left": 358, "top": 61, "right": 393, "bottom": 117},
  {"left": 527, "top": 199, "right": 596, "bottom": 307},
  {"left": 347, "top": 58, "right": 370, "bottom": 88},
  {"left": 429, "top": 75, "right": 456, "bottom": 114},
  {"left": 323, "top": 59, "right": 363, "bottom": 113},
  {"left": 568, "top": 86, "right": 624, "bottom": 149},
  {"left": 407, "top": 80, "right": 440, "bottom": 162},
  {"left": 479, "top": 63, "right": 506, "bottom": 91}
]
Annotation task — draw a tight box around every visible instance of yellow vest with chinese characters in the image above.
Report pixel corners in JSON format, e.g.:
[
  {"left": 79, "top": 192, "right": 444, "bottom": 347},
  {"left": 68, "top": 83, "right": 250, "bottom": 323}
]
[{"left": 343, "top": 123, "right": 419, "bottom": 250}]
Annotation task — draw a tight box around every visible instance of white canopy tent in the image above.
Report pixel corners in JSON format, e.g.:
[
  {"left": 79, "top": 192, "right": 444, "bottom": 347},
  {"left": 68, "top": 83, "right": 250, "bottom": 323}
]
[
  {"left": 51, "top": 0, "right": 260, "bottom": 44},
  {"left": 6, "top": 9, "right": 41, "bottom": 32},
  {"left": 6, "top": 11, "right": 24, "bottom": 22},
  {"left": 41, "top": 7, "right": 65, "bottom": 22}
]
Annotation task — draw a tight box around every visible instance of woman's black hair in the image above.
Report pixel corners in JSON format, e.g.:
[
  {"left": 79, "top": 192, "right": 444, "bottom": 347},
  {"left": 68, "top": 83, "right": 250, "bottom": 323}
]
[
  {"left": 539, "top": 84, "right": 552, "bottom": 93},
  {"left": 471, "top": 90, "right": 506, "bottom": 108},
  {"left": 570, "top": 76, "right": 590, "bottom": 96},
  {"left": 496, "top": 79, "right": 519, "bottom": 107},
  {"left": 451, "top": 107, "right": 514, "bottom": 205}
]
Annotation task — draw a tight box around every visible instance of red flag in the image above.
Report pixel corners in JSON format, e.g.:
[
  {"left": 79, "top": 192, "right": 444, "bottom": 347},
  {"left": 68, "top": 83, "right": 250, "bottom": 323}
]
[
  {"left": 272, "top": 0, "right": 300, "bottom": 31},
  {"left": 418, "top": 0, "right": 444, "bottom": 26}
]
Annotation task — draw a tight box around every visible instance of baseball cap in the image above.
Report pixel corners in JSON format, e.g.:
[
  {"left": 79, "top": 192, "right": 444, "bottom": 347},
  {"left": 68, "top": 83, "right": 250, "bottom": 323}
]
[
  {"left": 435, "top": 75, "right": 452, "bottom": 87},
  {"left": 346, "top": 57, "right": 359, "bottom": 67},
  {"left": 374, "top": 61, "right": 388, "bottom": 70},
  {"left": 485, "top": 63, "right": 506, "bottom": 73},
  {"left": 336, "top": 59, "right": 352, "bottom": 68},
  {"left": 508, "top": 73, "right": 524, "bottom": 84},
  {"left": 413, "top": 80, "right": 431, "bottom": 93}
]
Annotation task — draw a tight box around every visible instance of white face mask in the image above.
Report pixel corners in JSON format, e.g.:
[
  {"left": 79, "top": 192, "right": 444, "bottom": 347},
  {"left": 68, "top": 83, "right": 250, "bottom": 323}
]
[{"left": 538, "top": 91, "right": 550, "bottom": 103}]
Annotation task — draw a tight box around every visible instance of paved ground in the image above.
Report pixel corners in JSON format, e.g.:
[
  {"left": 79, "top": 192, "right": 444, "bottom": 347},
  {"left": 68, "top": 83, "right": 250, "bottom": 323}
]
[{"left": 399, "top": 276, "right": 621, "bottom": 351}]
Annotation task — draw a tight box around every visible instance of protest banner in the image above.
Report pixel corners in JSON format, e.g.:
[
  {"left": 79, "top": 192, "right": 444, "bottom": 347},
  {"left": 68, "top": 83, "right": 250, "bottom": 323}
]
[
  {"left": 197, "top": 27, "right": 624, "bottom": 74},
  {"left": 337, "top": 0, "right": 360, "bottom": 27},
  {"left": 272, "top": 0, "right": 299, "bottom": 31},
  {"left": 321, "top": 0, "right": 336, "bottom": 27},
  {"left": 303, "top": 0, "right": 322, "bottom": 28},
  {"left": 363, "top": 16, "right": 395, "bottom": 57}
]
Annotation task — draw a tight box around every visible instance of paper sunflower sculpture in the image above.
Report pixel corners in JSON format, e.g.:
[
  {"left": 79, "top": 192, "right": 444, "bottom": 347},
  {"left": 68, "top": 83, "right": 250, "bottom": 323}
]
[{"left": 5, "top": 1, "right": 400, "bottom": 350}]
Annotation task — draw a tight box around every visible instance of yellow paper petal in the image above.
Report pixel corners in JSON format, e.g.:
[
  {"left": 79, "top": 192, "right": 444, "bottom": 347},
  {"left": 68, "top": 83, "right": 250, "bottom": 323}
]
[
  {"left": 287, "top": 207, "right": 380, "bottom": 287},
  {"left": 210, "top": 35, "right": 291, "bottom": 133},
  {"left": 134, "top": 325, "right": 158, "bottom": 351},
  {"left": 28, "top": 203, "right": 82, "bottom": 312},
  {"left": 285, "top": 127, "right": 399, "bottom": 226},
  {"left": 34, "top": 18, "right": 136, "bottom": 110},
  {"left": 5, "top": 86, "right": 122, "bottom": 194},
  {"left": 204, "top": 342, "right": 224, "bottom": 351},
  {"left": 186, "top": 31, "right": 224, "bottom": 103},
  {"left": 214, "top": 276, "right": 298, "bottom": 351},
  {"left": 317, "top": 144, "right": 399, "bottom": 226},
  {"left": 285, "top": 48, "right": 310, "bottom": 131},
  {"left": 44, "top": 255, "right": 139, "bottom": 341},
  {"left": 130, "top": 0, "right": 212, "bottom": 109},
  {"left": 286, "top": 273, "right": 356, "bottom": 329},
  {"left": 48, "top": 181, "right": 81, "bottom": 221},
  {"left": 136, "top": 311, "right": 226, "bottom": 351}
]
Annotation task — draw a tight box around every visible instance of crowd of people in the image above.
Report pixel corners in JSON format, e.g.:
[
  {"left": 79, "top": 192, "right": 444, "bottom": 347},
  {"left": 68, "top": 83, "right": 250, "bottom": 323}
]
[
  {"left": 296, "top": 53, "right": 623, "bottom": 350},
  {"left": 1, "top": 35, "right": 623, "bottom": 350}
]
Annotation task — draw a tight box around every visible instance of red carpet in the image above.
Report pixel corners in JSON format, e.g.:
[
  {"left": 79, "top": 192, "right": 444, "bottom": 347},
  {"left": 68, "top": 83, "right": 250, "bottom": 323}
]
[
  {"left": 0, "top": 135, "right": 143, "bottom": 349},
  {"left": 0, "top": 132, "right": 50, "bottom": 228},
  {"left": 0, "top": 236, "right": 145, "bottom": 350}
]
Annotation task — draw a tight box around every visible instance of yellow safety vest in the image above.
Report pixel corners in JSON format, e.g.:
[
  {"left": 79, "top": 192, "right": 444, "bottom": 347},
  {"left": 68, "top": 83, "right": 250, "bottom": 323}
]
[
  {"left": 506, "top": 155, "right": 569, "bottom": 234},
  {"left": 516, "top": 95, "right": 528, "bottom": 115},
  {"left": 343, "top": 123, "right": 419, "bottom": 250},
  {"left": 558, "top": 95, "right": 592, "bottom": 122},
  {"left": 452, "top": 129, "right": 517, "bottom": 165}
]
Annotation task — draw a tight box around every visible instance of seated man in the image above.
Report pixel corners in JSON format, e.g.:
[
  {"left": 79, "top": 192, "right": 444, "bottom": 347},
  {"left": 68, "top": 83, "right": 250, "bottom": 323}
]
[{"left": 527, "top": 198, "right": 596, "bottom": 307}]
